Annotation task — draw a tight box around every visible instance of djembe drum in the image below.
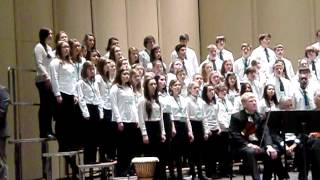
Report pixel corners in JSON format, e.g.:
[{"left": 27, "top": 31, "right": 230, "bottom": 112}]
[{"left": 131, "top": 157, "right": 159, "bottom": 180}]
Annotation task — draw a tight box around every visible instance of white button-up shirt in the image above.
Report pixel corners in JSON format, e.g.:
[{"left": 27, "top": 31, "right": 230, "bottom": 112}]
[
  {"left": 110, "top": 84, "right": 139, "bottom": 123},
  {"left": 77, "top": 79, "right": 104, "bottom": 119},
  {"left": 50, "top": 58, "right": 77, "bottom": 96}
]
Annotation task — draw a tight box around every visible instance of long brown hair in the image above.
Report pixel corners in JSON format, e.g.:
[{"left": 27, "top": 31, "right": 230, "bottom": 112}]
[{"left": 143, "top": 78, "right": 160, "bottom": 119}]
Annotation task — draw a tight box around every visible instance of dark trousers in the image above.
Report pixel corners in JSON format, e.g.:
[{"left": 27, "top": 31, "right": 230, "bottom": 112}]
[
  {"left": 116, "top": 122, "right": 142, "bottom": 177},
  {"left": 204, "top": 130, "right": 220, "bottom": 177},
  {"left": 217, "top": 131, "right": 232, "bottom": 175},
  {"left": 83, "top": 104, "right": 101, "bottom": 164},
  {"left": 189, "top": 121, "right": 205, "bottom": 177},
  {"left": 54, "top": 93, "right": 80, "bottom": 176},
  {"left": 172, "top": 121, "right": 190, "bottom": 179},
  {"left": 36, "top": 81, "right": 55, "bottom": 137},
  {"left": 144, "top": 121, "right": 166, "bottom": 179},
  {"left": 238, "top": 146, "right": 287, "bottom": 180},
  {"left": 296, "top": 137, "right": 320, "bottom": 180},
  {"left": 99, "top": 109, "right": 117, "bottom": 162},
  {"left": 163, "top": 113, "right": 175, "bottom": 178}
]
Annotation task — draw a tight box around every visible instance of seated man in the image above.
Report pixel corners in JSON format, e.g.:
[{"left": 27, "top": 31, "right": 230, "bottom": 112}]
[{"left": 229, "top": 92, "right": 287, "bottom": 180}]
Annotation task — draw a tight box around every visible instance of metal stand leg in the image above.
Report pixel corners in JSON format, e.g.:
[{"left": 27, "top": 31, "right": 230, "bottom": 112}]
[{"left": 14, "top": 143, "right": 22, "bottom": 180}]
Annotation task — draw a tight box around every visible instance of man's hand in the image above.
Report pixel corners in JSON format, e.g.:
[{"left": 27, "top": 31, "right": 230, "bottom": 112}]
[
  {"left": 266, "top": 145, "right": 278, "bottom": 160},
  {"left": 247, "top": 143, "right": 263, "bottom": 153}
]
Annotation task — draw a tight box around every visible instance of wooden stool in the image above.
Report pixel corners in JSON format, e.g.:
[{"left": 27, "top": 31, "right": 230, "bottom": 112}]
[
  {"left": 42, "top": 150, "right": 80, "bottom": 180},
  {"left": 78, "top": 161, "right": 117, "bottom": 180}
]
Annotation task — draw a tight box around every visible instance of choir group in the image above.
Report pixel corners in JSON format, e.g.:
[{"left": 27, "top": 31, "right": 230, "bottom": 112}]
[{"left": 34, "top": 27, "right": 320, "bottom": 180}]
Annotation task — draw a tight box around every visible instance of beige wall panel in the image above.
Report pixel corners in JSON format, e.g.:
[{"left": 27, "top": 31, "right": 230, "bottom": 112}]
[
  {"left": 126, "top": 0, "right": 159, "bottom": 51},
  {"left": 91, "top": 0, "right": 128, "bottom": 55},
  {"left": 14, "top": 0, "right": 53, "bottom": 42},
  {"left": 15, "top": 41, "right": 42, "bottom": 179},
  {"left": 53, "top": 0, "right": 92, "bottom": 41},
  {"left": 199, "top": 0, "right": 253, "bottom": 61},
  {"left": 314, "top": 0, "right": 320, "bottom": 39},
  {"left": 0, "top": 2, "right": 16, "bottom": 179},
  {"left": 0, "top": 0, "right": 15, "bottom": 40},
  {"left": 256, "top": 0, "right": 314, "bottom": 68},
  {"left": 158, "top": 0, "right": 200, "bottom": 66}
]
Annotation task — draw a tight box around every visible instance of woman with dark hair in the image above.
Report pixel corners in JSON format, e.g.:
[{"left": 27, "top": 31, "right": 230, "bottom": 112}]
[
  {"left": 201, "top": 84, "right": 220, "bottom": 179},
  {"left": 155, "top": 73, "right": 176, "bottom": 179},
  {"left": 110, "top": 68, "right": 141, "bottom": 176},
  {"left": 259, "top": 84, "right": 279, "bottom": 114},
  {"left": 168, "top": 79, "right": 194, "bottom": 180},
  {"left": 96, "top": 59, "right": 116, "bottom": 162},
  {"left": 87, "top": 49, "right": 101, "bottom": 67},
  {"left": 77, "top": 61, "right": 104, "bottom": 164},
  {"left": 148, "top": 46, "right": 166, "bottom": 73},
  {"left": 186, "top": 82, "right": 210, "bottom": 180},
  {"left": 83, "top": 33, "right": 96, "bottom": 59},
  {"left": 104, "top": 37, "right": 119, "bottom": 59},
  {"left": 49, "top": 41, "right": 79, "bottom": 178},
  {"left": 138, "top": 77, "right": 166, "bottom": 179},
  {"left": 233, "top": 82, "right": 253, "bottom": 113},
  {"left": 220, "top": 59, "right": 233, "bottom": 78},
  {"left": 225, "top": 72, "right": 239, "bottom": 105},
  {"left": 34, "top": 27, "right": 55, "bottom": 138},
  {"left": 69, "top": 39, "right": 86, "bottom": 81},
  {"left": 109, "top": 46, "right": 123, "bottom": 63}
]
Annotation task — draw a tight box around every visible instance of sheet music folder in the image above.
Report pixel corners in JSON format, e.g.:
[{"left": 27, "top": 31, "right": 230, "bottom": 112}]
[{"left": 267, "top": 110, "right": 320, "bottom": 133}]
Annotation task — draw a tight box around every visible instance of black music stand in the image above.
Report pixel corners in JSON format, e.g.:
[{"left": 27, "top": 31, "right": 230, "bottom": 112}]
[{"left": 267, "top": 110, "right": 320, "bottom": 180}]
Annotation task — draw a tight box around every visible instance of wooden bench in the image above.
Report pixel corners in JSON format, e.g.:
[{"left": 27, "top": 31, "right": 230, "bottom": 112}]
[{"left": 78, "top": 161, "right": 117, "bottom": 180}]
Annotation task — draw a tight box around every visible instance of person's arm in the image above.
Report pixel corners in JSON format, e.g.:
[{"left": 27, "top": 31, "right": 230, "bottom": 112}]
[
  {"left": 49, "top": 60, "right": 61, "bottom": 97},
  {"left": 34, "top": 44, "right": 49, "bottom": 77},
  {"left": 0, "top": 86, "right": 10, "bottom": 123},
  {"left": 137, "top": 100, "right": 147, "bottom": 137},
  {"left": 229, "top": 114, "right": 248, "bottom": 147},
  {"left": 76, "top": 81, "right": 90, "bottom": 119},
  {"left": 110, "top": 85, "right": 122, "bottom": 123}
]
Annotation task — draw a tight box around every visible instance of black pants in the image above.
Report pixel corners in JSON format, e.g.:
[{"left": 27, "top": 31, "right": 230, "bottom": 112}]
[
  {"left": 172, "top": 121, "right": 190, "bottom": 179},
  {"left": 83, "top": 104, "right": 101, "bottom": 164},
  {"left": 144, "top": 121, "right": 166, "bottom": 179},
  {"left": 296, "top": 137, "right": 320, "bottom": 180},
  {"left": 54, "top": 93, "right": 80, "bottom": 176},
  {"left": 163, "top": 113, "right": 175, "bottom": 178},
  {"left": 99, "top": 109, "right": 117, "bottom": 162},
  {"left": 36, "top": 81, "right": 55, "bottom": 137},
  {"left": 204, "top": 130, "right": 220, "bottom": 177},
  {"left": 116, "top": 122, "right": 142, "bottom": 177},
  {"left": 55, "top": 93, "right": 80, "bottom": 151},
  {"left": 237, "top": 146, "right": 287, "bottom": 180},
  {"left": 189, "top": 121, "right": 205, "bottom": 177}
]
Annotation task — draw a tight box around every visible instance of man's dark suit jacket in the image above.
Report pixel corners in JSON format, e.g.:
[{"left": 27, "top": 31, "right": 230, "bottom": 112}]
[{"left": 229, "top": 110, "right": 273, "bottom": 150}]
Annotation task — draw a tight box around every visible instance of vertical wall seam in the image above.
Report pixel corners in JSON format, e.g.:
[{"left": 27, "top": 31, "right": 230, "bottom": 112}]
[
  {"left": 125, "top": 0, "right": 130, "bottom": 47},
  {"left": 90, "top": 0, "right": 95, "bottom": 34},
  {"left": 197, "top": 0, "right": 202, "bottom": 61},
  {"left": 51, "top": 0, "right": 55, "bottom": 33},
  {"left": 156, "top": 0, "right": 161, "bottom": 47}
]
